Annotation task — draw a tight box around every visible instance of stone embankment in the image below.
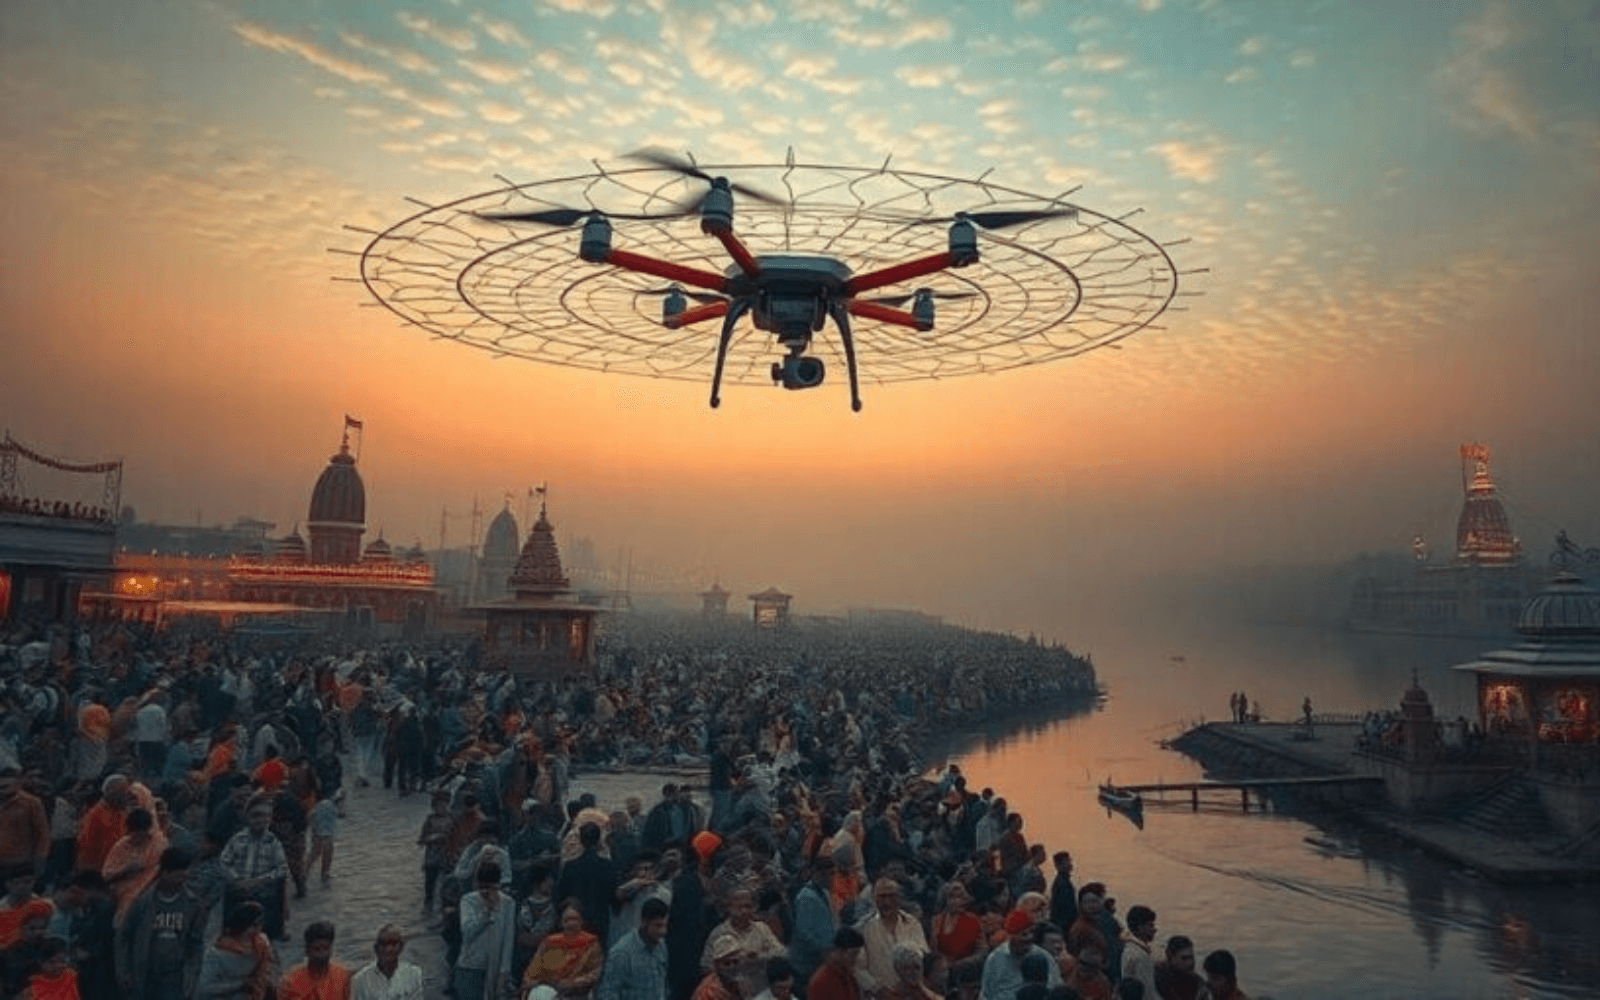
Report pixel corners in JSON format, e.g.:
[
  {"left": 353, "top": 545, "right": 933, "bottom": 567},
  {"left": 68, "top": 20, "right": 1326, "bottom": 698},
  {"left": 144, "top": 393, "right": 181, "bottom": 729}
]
[{"left": 1166, "top": 721, "right": 1600, "bottom": 883}]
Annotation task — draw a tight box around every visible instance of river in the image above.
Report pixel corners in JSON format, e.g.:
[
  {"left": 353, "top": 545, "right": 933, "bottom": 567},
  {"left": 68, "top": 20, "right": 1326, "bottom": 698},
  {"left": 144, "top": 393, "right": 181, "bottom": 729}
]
[{"left": 939, "top": 610, "right": 1599, "bottom": 1000}]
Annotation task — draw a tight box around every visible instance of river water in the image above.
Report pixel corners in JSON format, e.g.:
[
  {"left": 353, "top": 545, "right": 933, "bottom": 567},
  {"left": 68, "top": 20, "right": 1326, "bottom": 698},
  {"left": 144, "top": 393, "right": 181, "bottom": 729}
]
[{"left": 939, "top": 610, "right": 1599, "bottom": 999}]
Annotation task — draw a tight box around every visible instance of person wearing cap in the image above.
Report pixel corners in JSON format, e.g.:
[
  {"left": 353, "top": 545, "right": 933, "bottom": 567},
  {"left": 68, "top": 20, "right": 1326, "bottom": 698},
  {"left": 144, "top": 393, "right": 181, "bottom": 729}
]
[
  {"left": 979, "top": 909, "right": 1061, "bottom": 1000},
  {"left": 855, "top": 878, "right": 927, "bottom": 996},
  {"left": 807, "top": 927, "right": 865, "bottom": 1000},
  {"left": 700, "top": 888, "right": 785, "bottom": 1000},
  {"left": 692, "top": 934, "right": 743, "bottom": 1000},
  {"left": 116, "top": 847, "right": 208, "bottom": 1000}
]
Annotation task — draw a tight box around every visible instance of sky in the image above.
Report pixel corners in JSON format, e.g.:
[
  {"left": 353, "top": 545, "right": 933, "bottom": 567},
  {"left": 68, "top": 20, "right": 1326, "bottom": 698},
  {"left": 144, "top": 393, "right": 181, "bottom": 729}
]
[{"left": 3, "top": 0, "right": 1599, "bottom": 638}]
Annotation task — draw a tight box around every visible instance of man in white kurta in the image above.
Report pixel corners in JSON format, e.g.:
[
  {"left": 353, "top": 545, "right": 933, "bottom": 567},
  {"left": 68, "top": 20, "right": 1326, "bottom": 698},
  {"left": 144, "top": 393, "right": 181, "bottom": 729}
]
[{"left": 855, "top": 879, "right": 927, "bottom": 996}]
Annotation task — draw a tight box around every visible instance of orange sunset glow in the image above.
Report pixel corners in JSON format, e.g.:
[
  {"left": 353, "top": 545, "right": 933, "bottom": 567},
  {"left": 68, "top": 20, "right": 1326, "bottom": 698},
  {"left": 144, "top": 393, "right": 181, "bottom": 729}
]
[{"left": 4, "top": 1, "right": 1599, "bottom": 635}]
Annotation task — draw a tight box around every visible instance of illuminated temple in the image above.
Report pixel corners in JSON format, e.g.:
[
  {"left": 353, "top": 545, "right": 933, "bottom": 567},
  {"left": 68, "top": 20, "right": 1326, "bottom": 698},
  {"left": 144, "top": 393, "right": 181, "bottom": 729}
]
[
  {"left": 478, "top": 496, "right": 602, "bottom": 674},
  {"left": 1347, "top": 444, "right": 1536, "bottom": 637},
  {"left": 101, "top": 424, "right": 437, "bottom": 633}
]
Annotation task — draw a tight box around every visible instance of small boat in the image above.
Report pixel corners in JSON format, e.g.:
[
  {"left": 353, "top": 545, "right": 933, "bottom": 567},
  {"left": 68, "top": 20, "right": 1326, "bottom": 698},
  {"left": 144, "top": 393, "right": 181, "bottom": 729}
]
[{"left": 1097, "top": 782, "right": 1143, "bottom": 814}]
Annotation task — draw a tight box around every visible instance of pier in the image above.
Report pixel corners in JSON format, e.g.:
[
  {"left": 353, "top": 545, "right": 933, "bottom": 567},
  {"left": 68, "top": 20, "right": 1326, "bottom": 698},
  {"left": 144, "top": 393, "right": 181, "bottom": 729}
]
[{"left": 1119, "top": 774, "right": 1385, "bottom": 811}]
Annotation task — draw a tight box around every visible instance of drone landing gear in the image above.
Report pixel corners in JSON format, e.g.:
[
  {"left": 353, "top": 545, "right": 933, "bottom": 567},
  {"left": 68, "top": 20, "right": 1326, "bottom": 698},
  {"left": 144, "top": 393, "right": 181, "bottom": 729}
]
[
  {"left": 709, "top": 299, "right": 752, "bottom": 409},
  {"left": 829, "top": 304, "right": 863, "bottom": 412}
]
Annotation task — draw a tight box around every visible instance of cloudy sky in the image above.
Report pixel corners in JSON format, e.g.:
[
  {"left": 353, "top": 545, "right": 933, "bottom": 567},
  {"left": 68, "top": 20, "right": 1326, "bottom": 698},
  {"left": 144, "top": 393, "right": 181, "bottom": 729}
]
[{"left": 3, "top": 0, "right": 1598, "bottom": 635}]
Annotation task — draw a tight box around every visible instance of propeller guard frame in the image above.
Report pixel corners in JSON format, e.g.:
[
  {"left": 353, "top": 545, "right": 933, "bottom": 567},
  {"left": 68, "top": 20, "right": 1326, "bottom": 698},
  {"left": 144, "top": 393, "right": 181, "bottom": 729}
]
[{"left": 351, "top": 160, "right": 1186, "bottom": 393}]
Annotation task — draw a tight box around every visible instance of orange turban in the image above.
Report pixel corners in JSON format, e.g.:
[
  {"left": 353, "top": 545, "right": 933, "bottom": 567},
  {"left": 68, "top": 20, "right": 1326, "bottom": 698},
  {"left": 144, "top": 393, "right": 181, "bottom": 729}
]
[
  {"left": 1003, "top": 909, "right": 1034, "bottom": 935},
  {"left": 691, "top": 830, "right": 722, "bottom": 864}
]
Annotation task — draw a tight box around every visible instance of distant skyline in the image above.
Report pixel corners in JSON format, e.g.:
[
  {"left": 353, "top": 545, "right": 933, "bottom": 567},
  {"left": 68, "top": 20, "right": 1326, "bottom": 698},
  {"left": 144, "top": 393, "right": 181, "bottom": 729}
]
[{"left": 4, "top": 1, "right": 1598, "bottom": 638}]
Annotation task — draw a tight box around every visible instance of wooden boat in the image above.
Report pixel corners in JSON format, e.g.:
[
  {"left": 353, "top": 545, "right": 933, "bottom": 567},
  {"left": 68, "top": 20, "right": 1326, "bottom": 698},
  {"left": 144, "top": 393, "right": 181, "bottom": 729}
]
[{"left": 1097, "top": 782, "right": 1143, "bottom": 814}]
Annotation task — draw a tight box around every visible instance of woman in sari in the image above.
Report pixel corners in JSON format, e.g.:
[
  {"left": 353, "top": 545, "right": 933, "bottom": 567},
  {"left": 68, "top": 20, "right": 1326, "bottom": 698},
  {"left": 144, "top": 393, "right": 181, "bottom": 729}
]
[
  {"left": 930, "top": 881, "right": 982, "bottom": 964},
  {"left": 522, "top": 904, "right": 603, "bottom": 1000},
  {"left": 196, "top": 901, "right": 276, "bottom": 1000},
  {"left": 103, "top": 807, "right": 167, "bottom": 925}
]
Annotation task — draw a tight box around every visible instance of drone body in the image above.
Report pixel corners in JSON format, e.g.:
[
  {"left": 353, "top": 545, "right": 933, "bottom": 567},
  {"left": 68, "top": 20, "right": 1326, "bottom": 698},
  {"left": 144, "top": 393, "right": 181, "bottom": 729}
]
[{"left": 518, "top": 164, "right": 1055, "bottom": 411}]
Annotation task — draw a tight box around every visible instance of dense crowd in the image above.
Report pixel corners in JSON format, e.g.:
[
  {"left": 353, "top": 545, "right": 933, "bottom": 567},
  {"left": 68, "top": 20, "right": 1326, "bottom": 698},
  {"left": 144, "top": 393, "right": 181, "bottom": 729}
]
[{"left": 0, "top": 610, "right": 1256, "bottom": 1000}]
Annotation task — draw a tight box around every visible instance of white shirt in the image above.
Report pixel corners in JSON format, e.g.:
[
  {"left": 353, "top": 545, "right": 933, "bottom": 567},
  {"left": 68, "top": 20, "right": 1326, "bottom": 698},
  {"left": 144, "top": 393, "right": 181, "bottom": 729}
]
[
  {"left": 351, "top": 960, "right": 425, "bottom": 1000},
  {"left": 135, "top": 702, "right": 169, "bottom": 743}
]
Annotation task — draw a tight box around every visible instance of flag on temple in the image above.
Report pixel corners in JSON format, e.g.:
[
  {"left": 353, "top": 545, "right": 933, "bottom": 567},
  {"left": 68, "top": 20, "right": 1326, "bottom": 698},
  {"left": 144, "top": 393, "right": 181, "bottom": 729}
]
[{"left": 345, "top": 415, "right": 363, "bottom": 430}]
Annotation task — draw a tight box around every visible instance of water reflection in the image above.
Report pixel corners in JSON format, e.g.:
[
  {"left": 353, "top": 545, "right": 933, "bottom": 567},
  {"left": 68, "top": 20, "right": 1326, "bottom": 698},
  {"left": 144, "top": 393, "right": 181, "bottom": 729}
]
[{"left": 935, "top": 614, "right": 1599, "bottom": 998}]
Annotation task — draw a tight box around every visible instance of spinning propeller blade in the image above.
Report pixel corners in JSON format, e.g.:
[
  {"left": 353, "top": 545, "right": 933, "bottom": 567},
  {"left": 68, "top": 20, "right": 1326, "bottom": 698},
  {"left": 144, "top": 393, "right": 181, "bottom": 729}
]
[
  {"left": 636, "top": 286, "right": 727, "bottom": 305},
  {"left": 865, "top": 290, "right": 978, "bottom": 307},
  {"left": 475, "top": 206, "right": 694, "bottom": 227},
  {"left": 627, "top": 148, "right": 788, "bottom": 207},
  {"left": 916, "top": 208, "right": 1078, "bottom": 230}
]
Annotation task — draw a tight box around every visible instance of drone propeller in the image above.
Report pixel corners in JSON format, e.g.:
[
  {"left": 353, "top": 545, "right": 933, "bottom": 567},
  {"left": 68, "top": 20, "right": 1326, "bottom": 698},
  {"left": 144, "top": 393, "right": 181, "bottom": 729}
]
[
  {"left": 917, "top": 208, "right": 1078, "bottom": 231},
  {"left": 475, "top": 206, "right": 693, "bottom": 227},
  {"left": 864, "top": 290, "right": 978, "bottom": 308},
  {"left": 635, "top": 285, "right": 727, "bottom": 305},
  {"left": 626, "top": 148, "right": 788, "bottom": 208}
]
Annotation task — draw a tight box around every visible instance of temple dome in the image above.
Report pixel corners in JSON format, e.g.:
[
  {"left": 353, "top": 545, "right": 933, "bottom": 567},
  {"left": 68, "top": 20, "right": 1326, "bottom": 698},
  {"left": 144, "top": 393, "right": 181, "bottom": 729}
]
[
  {"left": 484, "top": 506, "right": 521, "bottom": 562},
  {"left": 1517, "top": 572, "right": 1600, "bottom": 640},
  {"left": 362, "top": 536, "right": 394, "bottom": 563},
  {"left": 1455, "top": 454, "right": 1517, "bottom": 565},
  {"left": 309, "top": 443, "right": 366, "bottom": 527},
  {"left": 508, "top": 506, "right": 569, "bottom": 597}
]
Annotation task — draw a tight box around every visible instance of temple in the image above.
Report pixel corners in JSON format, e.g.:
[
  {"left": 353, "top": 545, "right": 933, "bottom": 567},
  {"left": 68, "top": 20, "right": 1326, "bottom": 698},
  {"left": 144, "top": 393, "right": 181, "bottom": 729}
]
[
  {"left": 478, "top": 496, "right": 602, "bottom": 674},
  {"left": 1347, "top": 444, "right": 1535, "bottom": 637},
  {"left": 700, "top": 582, "right": 730, "bottom": 618},
  {"left": 748, "top": 586, "right": 792, "bottom": 628},
  {"left": 89, "top": 421, "right": 437, "bottom": 633}
]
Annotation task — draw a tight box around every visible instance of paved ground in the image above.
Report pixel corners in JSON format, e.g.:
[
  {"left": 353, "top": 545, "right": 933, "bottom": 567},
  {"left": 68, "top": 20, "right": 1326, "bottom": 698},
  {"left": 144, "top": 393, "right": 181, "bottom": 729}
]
[{"left": 270, "top": 764, "right": 705, "bottom": 993}]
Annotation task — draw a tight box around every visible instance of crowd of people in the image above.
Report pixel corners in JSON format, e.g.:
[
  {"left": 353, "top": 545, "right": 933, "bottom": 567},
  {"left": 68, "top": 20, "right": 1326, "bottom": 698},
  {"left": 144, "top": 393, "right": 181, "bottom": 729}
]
[{"left": 0, "top": 609, "right": 1257, "bottom": 999}]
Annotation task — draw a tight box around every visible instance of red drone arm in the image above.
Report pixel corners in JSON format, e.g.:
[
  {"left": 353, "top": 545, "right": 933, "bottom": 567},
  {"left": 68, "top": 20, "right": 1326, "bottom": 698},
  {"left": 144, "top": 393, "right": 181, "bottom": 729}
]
[
  {"left": 845, "top": 251, "right": 957, "bottom": 297},
  {"left": 664, "top": 300, "right": 730, "bottom": 329},
  {"left": 845, "top": 300, "right": 926, "bottom": 331},
  {"left": 711, "top": 230, "right": 761, "bottom": 278},
  {"left": 604, "top": 249, "right": 730, "bottom": 293}
]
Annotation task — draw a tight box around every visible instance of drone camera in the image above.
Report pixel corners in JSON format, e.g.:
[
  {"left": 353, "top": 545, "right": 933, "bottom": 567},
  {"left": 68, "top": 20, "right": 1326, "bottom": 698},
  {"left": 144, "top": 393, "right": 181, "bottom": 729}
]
[
  {"left": 772, "top": 355, "right": 826, "bottom": 390},
  {"left": 579, "top": 215, "right": 613, "bottom": 263},
  {"left": 948, "top": 216, "right": 979, "bottom": 267}
]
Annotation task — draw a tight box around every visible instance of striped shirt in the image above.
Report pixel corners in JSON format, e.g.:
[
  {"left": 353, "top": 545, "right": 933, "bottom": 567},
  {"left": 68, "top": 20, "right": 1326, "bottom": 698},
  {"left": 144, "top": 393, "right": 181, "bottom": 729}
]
[
  {"left": 220, "top": 827, "right": 288, "bottom": 882},
  {"left": 597, "top": 930, "right": 669, "bottom": 1000}
]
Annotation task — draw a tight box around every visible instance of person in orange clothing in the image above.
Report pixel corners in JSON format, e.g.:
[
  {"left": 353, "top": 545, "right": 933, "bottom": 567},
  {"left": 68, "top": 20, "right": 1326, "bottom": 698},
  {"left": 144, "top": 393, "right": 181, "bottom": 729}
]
[
  {"left": 74, "top": 775, "right": 152, "bottom": 874},
  {"left": 805, "top": 928, "right": 864, "bottom": 1000},
  {"left": 252, "top": 750, "right": 288, "bottom": 796},
  {"left": 101, "top": 808, "right": 167, "bottom": 926},
  {"left": 279, "top": 920, "right": 352, "bottom": 1000},
  {"left": 0, "top": 865, "right": 55, "bottom": 951},
  {"left": 197, "top": 725, "right": 239, "bottom": 786},
  {"left": 19, "top": 937, "right": 78, "bottom": 1000},
  {"left": 0, "top": 768, "right": 49, "bottom": 877}
]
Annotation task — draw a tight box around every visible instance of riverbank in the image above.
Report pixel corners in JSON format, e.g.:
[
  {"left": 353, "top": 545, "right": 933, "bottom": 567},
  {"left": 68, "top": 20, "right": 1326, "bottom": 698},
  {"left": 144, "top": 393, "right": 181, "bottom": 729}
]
[{"left": 1167, "top": 721, "right": 1600, "bottom": 883}]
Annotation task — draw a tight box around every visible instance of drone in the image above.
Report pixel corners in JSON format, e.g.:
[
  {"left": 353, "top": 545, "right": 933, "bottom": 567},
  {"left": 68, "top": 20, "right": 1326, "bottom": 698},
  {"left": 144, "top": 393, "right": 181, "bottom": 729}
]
[{"left": 480, "top": 151, "right": 1077, "bottom": 412}]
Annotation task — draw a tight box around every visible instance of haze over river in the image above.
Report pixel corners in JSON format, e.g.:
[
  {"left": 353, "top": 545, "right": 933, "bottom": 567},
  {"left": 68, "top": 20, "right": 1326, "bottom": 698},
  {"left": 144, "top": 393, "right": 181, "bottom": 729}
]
[{"left": 941, "top": 610, "right": 1599, "bottom": 1000}]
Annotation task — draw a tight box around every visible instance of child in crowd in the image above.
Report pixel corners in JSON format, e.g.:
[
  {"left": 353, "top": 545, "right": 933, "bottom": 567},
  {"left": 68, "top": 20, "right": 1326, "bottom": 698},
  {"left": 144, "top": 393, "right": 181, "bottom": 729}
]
[{"left": 306, "top": 793, "right": 338, "bottom": 886}]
